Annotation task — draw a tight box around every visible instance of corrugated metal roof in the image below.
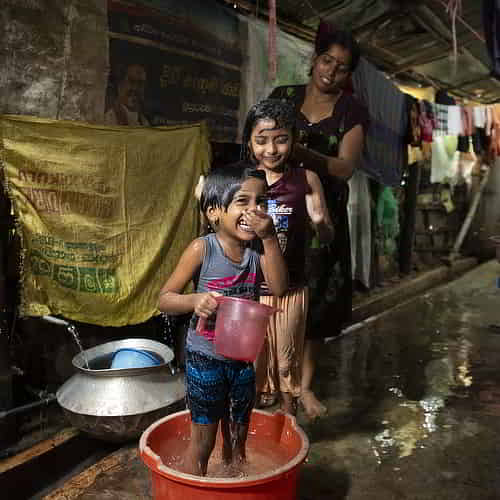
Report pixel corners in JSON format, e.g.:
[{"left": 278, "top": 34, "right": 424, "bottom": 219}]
[{"left": 230, "top": 0, "right": 499, "bottom": 102}]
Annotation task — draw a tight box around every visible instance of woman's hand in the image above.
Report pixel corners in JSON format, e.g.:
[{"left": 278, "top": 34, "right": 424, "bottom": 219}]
[
  {"left": 193, "top": 291, "right": 221, "bottom": 318},
  {"left": 305, "top": 170, "right": 334, "bottom": 244},
  {"left": 243, "top": 208, "right": 276, "bottom": 240},
  {"left": 292, "top": 143, "right": 310, "bottom": 168},
  {"left": 307, "top": 199, "right": 326, "bottom": 225}
]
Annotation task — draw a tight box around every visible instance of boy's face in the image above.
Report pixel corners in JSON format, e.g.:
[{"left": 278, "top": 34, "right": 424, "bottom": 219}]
[
  {"left": 212, "top": 177, "right": 267, "bottom": 242},
  {"left": 249, "top": 119, "right": 292, "bottom": 172}
]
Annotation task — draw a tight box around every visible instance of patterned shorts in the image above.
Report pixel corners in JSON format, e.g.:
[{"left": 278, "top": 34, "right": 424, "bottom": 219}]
[{"left": 185, "top": 350, "right": 256, "bottom": 425}]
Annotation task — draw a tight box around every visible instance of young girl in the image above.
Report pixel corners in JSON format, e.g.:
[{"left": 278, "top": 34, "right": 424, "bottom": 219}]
[
  {"left": 241, "top": 99, "right": 334, "bottom": 415},
  {"left": 158, "top": 164, "right": 287, "bottom": 476}
]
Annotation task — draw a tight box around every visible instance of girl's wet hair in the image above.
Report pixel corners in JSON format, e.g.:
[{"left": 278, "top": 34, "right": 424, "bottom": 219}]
[
  {"left": 240, "top": 99, "right": 296, "bottom": 163},
  {"left": 200, "top": 163, "right": 266, "bottom": 213}
]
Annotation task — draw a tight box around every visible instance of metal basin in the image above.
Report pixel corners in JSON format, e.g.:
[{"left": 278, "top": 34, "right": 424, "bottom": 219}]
[{"left": 57, "top": 338, "right": 186, "bottom": 442}]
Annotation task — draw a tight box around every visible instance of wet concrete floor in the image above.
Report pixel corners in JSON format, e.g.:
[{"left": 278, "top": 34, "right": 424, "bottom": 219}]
[
  {"left": 298, "top": 260, "right": 500, "bottom": 500},
  {"left": 51, "top": 261, "right": 500, "bottom": 500}
]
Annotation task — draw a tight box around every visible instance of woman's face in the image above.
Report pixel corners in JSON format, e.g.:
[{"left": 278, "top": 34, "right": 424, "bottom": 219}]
[{"left": 311, "top": 44, "right": 352, "bottom": 94}]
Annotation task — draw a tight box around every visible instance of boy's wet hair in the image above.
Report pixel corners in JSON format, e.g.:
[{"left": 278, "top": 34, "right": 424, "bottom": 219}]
[
  {"left": 240, "top": 99, "right": 296, "bottom": 163},
  {"left": 200, "top": 163, "right": 267, "bottom": 213}
]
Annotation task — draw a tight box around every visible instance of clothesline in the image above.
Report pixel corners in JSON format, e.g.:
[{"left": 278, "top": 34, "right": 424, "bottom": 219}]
[{"left": 413, "top": 99, "right": 500, "bottom": 157}]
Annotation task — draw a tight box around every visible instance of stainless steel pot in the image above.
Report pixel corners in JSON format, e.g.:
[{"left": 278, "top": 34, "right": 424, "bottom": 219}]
[{"left": 57, "top": 338, "right": 186, "bottom": 442}]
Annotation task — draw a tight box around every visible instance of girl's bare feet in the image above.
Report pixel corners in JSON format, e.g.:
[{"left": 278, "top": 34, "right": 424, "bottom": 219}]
[
  {"left": 300, "top": 389, "right": 327, "bottom": 419},
  {"left": 280, "top": 392, "right": 298, "bottom": 416},
  {"left": 257, "top": 392, "right": 278, "bottom": 408}
]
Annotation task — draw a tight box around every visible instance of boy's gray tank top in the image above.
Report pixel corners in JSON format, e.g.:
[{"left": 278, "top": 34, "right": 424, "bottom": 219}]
[{"left": 186, "top": 233, "right": 261, "bottom": 360}]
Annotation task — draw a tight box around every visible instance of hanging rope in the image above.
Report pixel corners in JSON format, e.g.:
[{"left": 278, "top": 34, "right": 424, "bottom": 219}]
[
  {"left": 445, "top": 0, "right": 462, "bottom": 65},
  {"left": 269, "top": 0, "right": 277, "bottom": 80},
  {"left": 435, "top": 0, "right": 484, "bottom": 43}
]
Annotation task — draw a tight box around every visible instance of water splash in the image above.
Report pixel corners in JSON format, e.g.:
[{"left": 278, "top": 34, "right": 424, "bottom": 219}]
[
  {"left": 67, "top": 323, "right": 88, "bottom": 368},
  {"left": 161, "top": 313, "right": 175, "bottom": 347}
]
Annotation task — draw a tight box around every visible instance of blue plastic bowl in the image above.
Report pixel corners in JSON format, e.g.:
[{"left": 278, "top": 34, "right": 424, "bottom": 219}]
[{"left": 111, "top": 348, "right": 162, "bottom": 369}]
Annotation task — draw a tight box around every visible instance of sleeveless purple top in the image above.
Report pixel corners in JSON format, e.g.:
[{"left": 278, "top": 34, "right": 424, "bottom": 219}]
[{"left": 262, "top": 166, "right": 308, "bottom": 294}]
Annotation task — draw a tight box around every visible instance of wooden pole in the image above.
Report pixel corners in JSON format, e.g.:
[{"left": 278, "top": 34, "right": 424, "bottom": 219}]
[
  {"left": 448, "top": 166, "right": 491, "bottom": 261},
  {"left": 400, "top": 162, "right": 421, "bottom": 275}
]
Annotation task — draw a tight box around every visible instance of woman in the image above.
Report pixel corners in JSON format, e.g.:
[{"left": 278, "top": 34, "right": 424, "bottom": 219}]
[{"left": 268, "top": 27, "right": 369, "bottom": 418}]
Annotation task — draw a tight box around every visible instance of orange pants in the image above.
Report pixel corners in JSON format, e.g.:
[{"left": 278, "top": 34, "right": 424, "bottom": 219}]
[{"left": 257, "top": 287, "right": 308, "bottom": 398}]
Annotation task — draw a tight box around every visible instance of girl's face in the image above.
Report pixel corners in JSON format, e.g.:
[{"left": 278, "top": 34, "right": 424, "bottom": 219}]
[
  {"left": 209, "top": 177, "right": 267, "bottom": 243},
  {"left": 248, "top": 118, "right": 293, "bottom": 172},
  {"left": 311, "top": 44, "right": 351, "bottom": 93}
]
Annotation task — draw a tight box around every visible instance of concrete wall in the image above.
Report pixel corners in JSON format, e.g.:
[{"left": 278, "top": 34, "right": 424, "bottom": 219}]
[
  {"left": 0, "top": 0, "right": 108, "bottom": 122},
  {"left": 1, "top": 2, "right": 156, "bottom": 390}
]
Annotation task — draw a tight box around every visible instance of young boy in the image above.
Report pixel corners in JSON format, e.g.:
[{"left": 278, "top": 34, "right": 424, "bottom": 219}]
[{"left": 158, "top": 164, "right": 287, "bottom": 476}]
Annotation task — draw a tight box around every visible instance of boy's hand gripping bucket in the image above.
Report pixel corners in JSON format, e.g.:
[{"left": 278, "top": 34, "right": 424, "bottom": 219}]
[{"left": 196, "top": 296, "right": 279, "bottom": 362}]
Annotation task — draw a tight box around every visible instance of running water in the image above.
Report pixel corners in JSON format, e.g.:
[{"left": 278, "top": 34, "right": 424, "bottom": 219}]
[{"left": 67, "top": 324, "right": 89, "bottom": 368}]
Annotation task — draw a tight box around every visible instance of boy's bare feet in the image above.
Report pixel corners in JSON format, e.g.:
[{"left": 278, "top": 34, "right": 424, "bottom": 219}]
[{"left": 300, "top": 389, "right": 327, "bottom": 419}]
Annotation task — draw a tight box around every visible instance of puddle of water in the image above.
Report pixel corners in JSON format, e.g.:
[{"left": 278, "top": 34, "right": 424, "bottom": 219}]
[{"left": 305, "top": 285, "right": 500, "bottom": 464}]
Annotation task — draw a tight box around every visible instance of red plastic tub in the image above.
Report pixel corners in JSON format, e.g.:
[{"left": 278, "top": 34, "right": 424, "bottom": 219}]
[{"left": 139, "top": 409, "right": 309, "bottom": 500}]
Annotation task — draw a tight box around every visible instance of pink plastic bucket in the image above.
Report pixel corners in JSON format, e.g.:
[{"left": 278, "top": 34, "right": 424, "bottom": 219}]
[
  {"left": 139, "top": 409, "right": 309, "bottom": 500},
  {"left": 197, "top": 297, "right": 278, "bottom": 362}
]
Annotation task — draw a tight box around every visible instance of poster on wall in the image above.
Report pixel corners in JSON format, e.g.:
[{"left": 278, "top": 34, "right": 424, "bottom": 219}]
[{"left": 106, "top": 0, "right": 241, "bottom": 142}]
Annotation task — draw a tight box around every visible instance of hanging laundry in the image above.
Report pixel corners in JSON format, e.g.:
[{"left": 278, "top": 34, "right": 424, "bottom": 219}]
[
  {"left": 348, "top": 170, "right": 371, "bottom": 287},
  {"left": 473, "top": 127, "right": 488, "bottom": 156},
  {"left": 458, "top": 106, "right": 473, "bottom": 153},
  {"left": 434, "top": 90, "right": 456, "bottom": 137},
  {"left": 419, "top": 100, "right": 435, "bottom": 161},
  {"left": 433, "top": 104, "right": 450, "bottom": 136},
  {"left": 473, "top": 106, "right": 486, "bottom": 128},
  {"left": 457, "top": 151, "right": 478, "bottom": 187},
  {"left": 419, "top": 100, "right": 435, "bottom": 142},
  {"left": 351, "top": 57, "right": 408, "bottom": 186},
  {"left": 408, "top": 145, "right": 424, "bottom": 164},
  {"left": 376, "top": 187, "right": 399, "bottom": 257},
  {"left": 447, "top": 105, "right": 463, "bottom": 136},
  {"left": 435, "top": 89, "right": 456, "bottom": 105},
  {"left": 489, "top": 104, "right": 500, "bottom": 156},
  {"left": 405, "top": 94, "right": 421, "bottom": 147},
  {"left": 485, "top": 106, "right": 494, "bottom": 136},
  {"left": 431, "top": 135, "right": 460, "bottom": 184},
  {"left": 462, "top": 107, "right": 474, "bottom": 136},
  {"left": 457, "top": 135, "right": 470, "bottom": 153}
]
